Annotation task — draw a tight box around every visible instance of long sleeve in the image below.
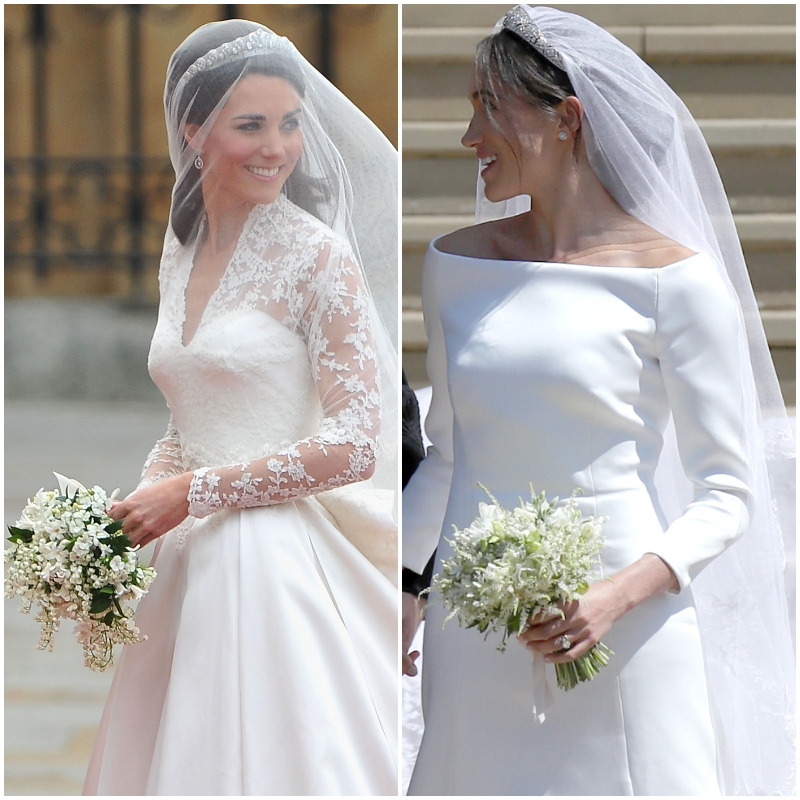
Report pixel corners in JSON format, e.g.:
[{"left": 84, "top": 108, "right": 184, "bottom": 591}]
[
  {"left": 646, "top": 259, "right": 751, "bottom": 592},
  {"left": 137, "top": 415, "right": 185, "bottom": 491},
  {"left": 186, "top": 243, "right": 380, "bottom": 518},
  {"left": 402, "top": 249, "right": 456, "bottom": 574}
]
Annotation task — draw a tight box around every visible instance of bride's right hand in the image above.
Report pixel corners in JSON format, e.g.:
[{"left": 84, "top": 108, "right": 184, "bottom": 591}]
[{"left": 110, "top": 472, "right": 193, "bottom": 548}]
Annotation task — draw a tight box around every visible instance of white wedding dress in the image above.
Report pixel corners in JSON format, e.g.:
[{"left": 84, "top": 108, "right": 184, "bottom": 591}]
[
  {"left": 84, "top": 196, "right": 398, "bottom": 796},
  {"left": 403, "top": 241, "right": 751, "bottom": 796}
]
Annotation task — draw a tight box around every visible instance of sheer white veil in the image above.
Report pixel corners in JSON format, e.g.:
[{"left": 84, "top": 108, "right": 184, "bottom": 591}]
[
  {"left": 163, "top": 20, "right": 399, "bottom": 510},
  {"left": 476, "top": 6, "right": 795, "bottom": 795}
]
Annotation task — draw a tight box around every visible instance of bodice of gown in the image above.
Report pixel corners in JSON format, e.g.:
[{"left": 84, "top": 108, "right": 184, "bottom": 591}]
[
  {"left": 150, "top": 243, "right": 319, "bottom": 473},
  {"left": 402, "top": 243, "right": 751, "bottom": 592},
  {"left": 141, "top": 195, "right": 381, "bottom": 518}
]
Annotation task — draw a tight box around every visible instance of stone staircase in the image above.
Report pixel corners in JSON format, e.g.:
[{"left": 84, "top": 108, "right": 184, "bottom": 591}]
[{"left": 401, "top": 4, "right": 796, "bottom": 407}]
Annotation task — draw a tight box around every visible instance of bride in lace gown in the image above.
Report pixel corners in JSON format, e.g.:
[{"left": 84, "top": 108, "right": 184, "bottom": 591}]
[
  {"left": 83, "top": 20, "right": 399, "bottom": 796},
  {"left": 402, "top": 6, "right": 794, "bottom": 796}
]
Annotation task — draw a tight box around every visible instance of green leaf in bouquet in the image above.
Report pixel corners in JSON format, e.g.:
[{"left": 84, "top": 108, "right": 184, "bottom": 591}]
[
  {"left": 7, "top": 526, "right": 33, "bottom": 544},
  {"left": 90, "top": 593, "right": 113, "bottom": 616},
  {"left": 57, "top": 489, "right": 80, "bottom": 506},
  {"left": 109, "top": 534, "right": 133, "bottom": 556},
  {"left": 104, "top": 519, "right": 125, "bottom": 535},
  {"left": 98, "top": 586, "right": 114, "bottom": 595},
  {"left": 103, "top": 610, "right": 116, "bottom": 625}
]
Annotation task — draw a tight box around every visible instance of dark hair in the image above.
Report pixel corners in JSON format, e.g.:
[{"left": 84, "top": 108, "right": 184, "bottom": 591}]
[
  {"left": 474, "top": 28, "right": 581, "bottom": 155},
  {"left": 166, "top": 22, "right": 328, "bottom": 244}
]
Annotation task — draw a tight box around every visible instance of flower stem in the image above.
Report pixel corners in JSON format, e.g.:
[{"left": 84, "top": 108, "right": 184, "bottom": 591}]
[{"left": 554, "top": 642, "right": 614, "bottom": 690}]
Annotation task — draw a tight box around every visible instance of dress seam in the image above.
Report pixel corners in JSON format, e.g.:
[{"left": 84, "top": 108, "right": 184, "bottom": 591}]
[
  {"left": 589, "top": 398, "right": 598, "bottom": 519},
  {"left": 654, "top": 268, "right": 661, "bottom": 353},
  {"left": 302, "top": 504, "right": 392, "bottom": 760},
  {"left": 446, "top": 551, "right": 469, "bottom": 795},
  {"left": 237, "top": 514, "right": 246, "bottom": 795},
  {"left": 615, "top": 675, "right": 636, "bottom": 795}
]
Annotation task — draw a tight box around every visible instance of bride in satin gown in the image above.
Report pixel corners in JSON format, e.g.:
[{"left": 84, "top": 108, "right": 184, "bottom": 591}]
[
  {"left": 402, "top": 6, "right": 794, "bottom": 796},
  {"left": 83, "top": 20, "right": 399, "bottom": 796}
]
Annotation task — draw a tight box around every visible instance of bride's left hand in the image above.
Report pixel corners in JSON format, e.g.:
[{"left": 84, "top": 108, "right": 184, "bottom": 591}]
[
  {"left": 110, "top": 473, "right": 193, "bottom": 548},
  {"left": 518, "top": 579, "right": 622, "bottom": 663}
]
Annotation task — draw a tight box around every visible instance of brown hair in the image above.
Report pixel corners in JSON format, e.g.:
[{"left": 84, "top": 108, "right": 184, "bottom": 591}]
[
  {"left": 166, "top": 22, "right": 327, "bottom": 244},
  {"left": 474, "top": 28, "right": 581, "bottom": 154}
]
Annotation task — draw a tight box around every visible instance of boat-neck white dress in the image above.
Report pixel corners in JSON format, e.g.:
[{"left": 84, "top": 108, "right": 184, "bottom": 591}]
[{"left": 403, "top": 241, "right": 750, "bottom": 796}]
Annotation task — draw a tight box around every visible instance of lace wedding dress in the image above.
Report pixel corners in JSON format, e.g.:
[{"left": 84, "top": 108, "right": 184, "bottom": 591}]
[
  {"left": 83, "top": 197, "right": 397, "bottom": 796},
  {"left": 403, "top": 242, "right": 753, "bottom": 795}
]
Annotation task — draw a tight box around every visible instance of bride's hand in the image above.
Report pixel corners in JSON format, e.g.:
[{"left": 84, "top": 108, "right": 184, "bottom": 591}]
[
  {"left": 518, "top": 579, "right": 622, "bottom": 663},
  {"left": 110, "top": 473, "right": 193, "bottom": 548},
  {"left": 518, "top": 554, "right": 678, "bottom": 662}
]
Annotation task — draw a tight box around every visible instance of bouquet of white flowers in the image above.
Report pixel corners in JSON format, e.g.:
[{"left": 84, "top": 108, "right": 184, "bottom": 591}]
[
  {"left": 4, "top": 473, "right": 156, "bottom": 671},
  {"left": 433, "top": 485, "right": 612, "bottom": 692}
]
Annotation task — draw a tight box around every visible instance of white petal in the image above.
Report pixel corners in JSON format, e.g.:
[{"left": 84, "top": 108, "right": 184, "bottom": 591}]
[{"left": 53, "top": 472, "right": 86, "bottom": 495}]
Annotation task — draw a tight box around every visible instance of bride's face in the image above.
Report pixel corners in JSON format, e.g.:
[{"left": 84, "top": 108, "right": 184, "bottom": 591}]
[
  {"left": 462, "top": 71, "right": 563, "bottom": 203},
  {"left": 192, "top": 73, "right": 303, "bottom": 209}
]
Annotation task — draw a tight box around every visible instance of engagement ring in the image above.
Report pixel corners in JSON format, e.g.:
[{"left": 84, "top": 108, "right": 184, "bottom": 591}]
[{"left": 556, "top": 634, "right": 571, "bottom": 651}]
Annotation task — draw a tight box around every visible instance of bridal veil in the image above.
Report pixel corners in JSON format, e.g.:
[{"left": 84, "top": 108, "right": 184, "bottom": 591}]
[
  {"left": 474, "top": 6, "right": 795, "bottom": 795},
  {"left": 164, "top": 20, "right": 399, "bottom": 576}
]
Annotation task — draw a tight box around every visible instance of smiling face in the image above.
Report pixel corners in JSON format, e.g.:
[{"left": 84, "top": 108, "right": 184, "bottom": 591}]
[
  {"left": 191, "top": 72, "right": 303, "bottom": 211},
  {"left": 462, "top": 71, "right": 563, "bottom": 203}
]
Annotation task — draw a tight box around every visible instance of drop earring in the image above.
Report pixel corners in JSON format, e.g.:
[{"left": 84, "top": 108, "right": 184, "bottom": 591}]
[
  {"left": 558, "top": 131, "right": 568, "bottom": 141},
  {"left": 194, "top": 154, "right": 204, "bottom": 169}
]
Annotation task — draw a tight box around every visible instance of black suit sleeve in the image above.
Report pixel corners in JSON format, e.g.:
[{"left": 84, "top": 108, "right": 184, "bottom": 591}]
[
  {"left": 402, "top": 371, "right": 425, "bottom": 489},
  {"left": 402, "top": 370, "right": 435, "bottom": 595}
]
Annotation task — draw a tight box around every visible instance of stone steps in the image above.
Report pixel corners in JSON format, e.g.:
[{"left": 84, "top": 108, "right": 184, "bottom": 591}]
[
  {"left": 403, "top": 119, "right": 797, "bottom": 155},
  {"left": 403, "top": 25, "right": 796, "bottom": 63},
  {"left": 402, "top": 307, "right": 796, "bottom": 355},
  {"left": 405, "top": 55, "right": 796, "bottom": 122},
  {"left": 402, "top": 212, "right": 797, "bottom": 248},
  {"left": 402, "top": 214, "right": 796, "bottom": 300},
  {"left": 402, "top": 6, "right": 796, "bottom": 29}
]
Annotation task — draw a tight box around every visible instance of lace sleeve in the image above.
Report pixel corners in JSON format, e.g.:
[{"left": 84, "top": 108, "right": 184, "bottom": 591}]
[
  {"left": 186, "top": 243, "right": 380, "bottom": 518},
  {"left": 137, "top": 415, "right": 185, "bottom": 491}
]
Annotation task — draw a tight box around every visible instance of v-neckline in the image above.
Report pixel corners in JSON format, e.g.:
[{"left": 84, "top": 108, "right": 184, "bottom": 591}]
[{"left": 179, "top": 207, "right": 256, "bottom": 348}]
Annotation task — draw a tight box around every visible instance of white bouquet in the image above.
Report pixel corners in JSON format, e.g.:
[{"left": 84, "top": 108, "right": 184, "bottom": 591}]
[
  {"left": 4, "top": 473, "right": 156, "bottom": 671},
  {"left": 433, "top": 485, "right": 613, "bottom": 691}
]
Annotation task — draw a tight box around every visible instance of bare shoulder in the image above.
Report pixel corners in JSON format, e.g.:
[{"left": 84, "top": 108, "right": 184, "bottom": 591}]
[
  {"left": 568, "top": 220, "right": 696, "bottom": 268},
  {"left": 434, "top": 219, "right": 512, "bottom": 260}
]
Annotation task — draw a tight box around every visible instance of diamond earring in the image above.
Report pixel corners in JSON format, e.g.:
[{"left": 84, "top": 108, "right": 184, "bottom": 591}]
[
  {"left": 558, "top": 131, "right": 568, "bottom": 141},
  {"left": 194, "top": 154, "right": 204, "bottom": 169}
]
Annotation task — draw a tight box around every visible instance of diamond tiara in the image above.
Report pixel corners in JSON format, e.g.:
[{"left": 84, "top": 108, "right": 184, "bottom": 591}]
[{"left": 502, "top": 6, "right": 565, "bottom": 71}]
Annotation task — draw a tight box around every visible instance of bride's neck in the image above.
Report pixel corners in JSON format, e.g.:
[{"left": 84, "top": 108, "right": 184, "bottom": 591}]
[
  {"left": 523, "top": 158, "right": 630, "bottom": 262},
  {"left": 202, "top": 195, "right": 255, "bottom": 253}
]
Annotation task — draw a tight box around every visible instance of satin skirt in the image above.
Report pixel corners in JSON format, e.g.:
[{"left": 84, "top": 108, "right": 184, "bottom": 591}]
[
  {"left": 83, "top": 500, "right": 397, "bottom": 796},
  {"left": 408, "top": 583, "right": 721, "bottom": 796}
]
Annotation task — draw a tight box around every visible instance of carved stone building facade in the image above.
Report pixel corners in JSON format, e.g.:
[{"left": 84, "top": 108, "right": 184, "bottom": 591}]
[{"left": 5, "top": 4, "right": 398, "bottom": 300}]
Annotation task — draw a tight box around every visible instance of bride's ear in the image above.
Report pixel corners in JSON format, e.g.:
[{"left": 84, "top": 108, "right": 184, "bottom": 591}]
[
  {"left": 183, "top": 123, "right": 201, "bottom": 151},
  {"left": 561, "top": 96, "right": 584, "bottom": 139}
]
